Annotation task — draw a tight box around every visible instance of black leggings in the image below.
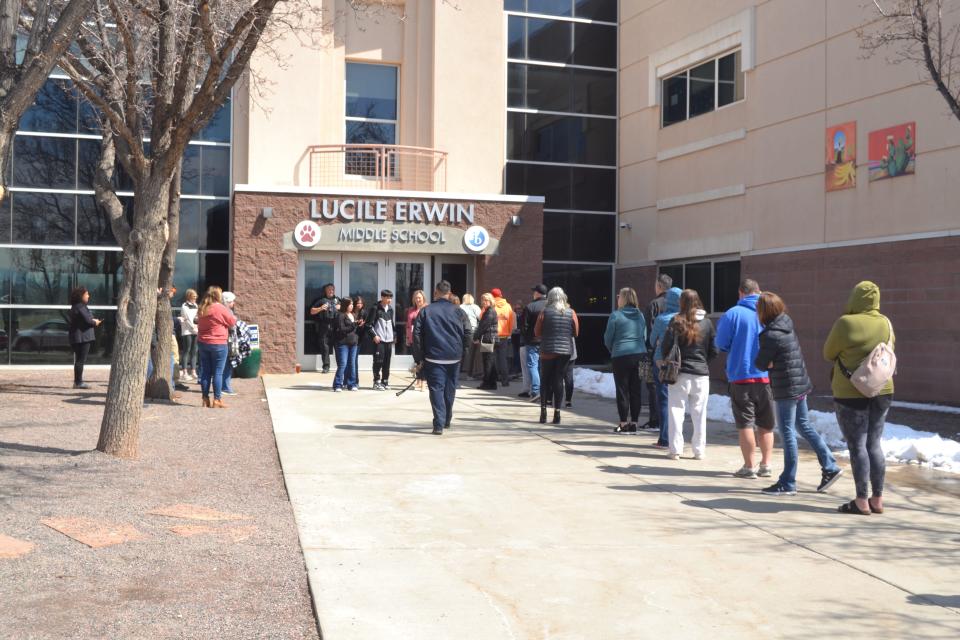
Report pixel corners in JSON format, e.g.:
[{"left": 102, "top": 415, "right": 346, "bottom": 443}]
[
  {"left": 612, "top": 354, "right": 643, "bottom": 423},
  {"left": 835, "top": 395, "right": 892, "bottom": 499},
  {"left": 72, "top": 341, "right": 92, "bottom": 384},
  {"left": 540, "top": 355, "right": 571, "bottom": 410},
  {"left": 563, "top": 360, "right": 574, "bottom": 403}
]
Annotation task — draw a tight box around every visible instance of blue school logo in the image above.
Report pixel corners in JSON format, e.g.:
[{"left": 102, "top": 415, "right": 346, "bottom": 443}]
[{"left": 463, "top": 226, "right": 490, "bottom": 253}]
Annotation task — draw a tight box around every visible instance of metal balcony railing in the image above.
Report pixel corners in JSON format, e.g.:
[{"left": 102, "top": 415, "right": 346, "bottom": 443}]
[{"left": 307, "top": 144, "right": 448, "bottom": 191}]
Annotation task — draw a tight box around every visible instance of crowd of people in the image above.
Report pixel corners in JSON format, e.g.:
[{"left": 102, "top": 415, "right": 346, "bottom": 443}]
[{"left": 68, "top": 271, "right": 897, "bottom": 513}]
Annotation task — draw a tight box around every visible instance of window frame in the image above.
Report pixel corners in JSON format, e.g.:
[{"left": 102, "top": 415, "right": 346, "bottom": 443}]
[
  {"left": 657, "top": 256, "right": 741, "bottom": 314},
  {"left": 660, "top": 49, "right": 743, "bottom": 128}
]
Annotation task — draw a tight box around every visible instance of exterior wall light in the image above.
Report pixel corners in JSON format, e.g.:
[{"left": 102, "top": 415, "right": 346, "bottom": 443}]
[
  {"left": 510, "top": 215, "right": 522, "bottom": 227},
  {"left": 619, "top": 222, "right": 632, "bottom": 230},
  {"left": 261, "top": 207, "right": 273, "bottom": 219}
]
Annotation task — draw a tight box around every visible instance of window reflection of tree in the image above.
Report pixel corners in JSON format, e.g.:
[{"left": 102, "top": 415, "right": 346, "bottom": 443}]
[
  {"left": 12, "top": 249, "right": 72, "bottom": 306},
  {"left": 12, "top": 192, "right": 75, "bottom": 244}
]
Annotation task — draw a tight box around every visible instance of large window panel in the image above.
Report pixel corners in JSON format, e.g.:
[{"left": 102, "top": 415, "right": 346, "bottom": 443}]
[
  {"left": 527, "top": 18, "right": 572, "bottom": 63},
  {"left": 571, "top": 166, "right": 615, "bottom": 211},
  {"left": 0, "top": 249, "right": 12, "bottom": 303},
  {"left": 85, "top": 309, "right": 117, "bottom": 364},
  {"left": 346, "top": 63, "right": 398, "bottom": 120},
  {"left": 574, "top": 315, "right": 611, "bottom": 365},
  {"left": 508, "top": 14, "right": 526, "bottom": 58},
  {"left": 172, "top": 253, "right": 200, "bottom": 307},
  {"left": 12, "top": 135, "right": 76, "bottom": 189},
  {"left": 76, "top": 250, "right": 122, "bottom": 304},
  {"left": 9, "top": 308, "right": 73, "bottom": 364},
  {"left": 8, "top": 248, "right": 73, "bottom": 305},
  {"left": 571, "top": 68, "right": 616, "bottom": 115},
  {"left": 12, "top": 192, "right": 75, "bottom": 245},
  {"left": 200, "top": 100, "right": 232, "bottom": 143},
  {"left": 573, "top": 23, "right": 616, "bottom": 68},
  {"left": 659, "top": 265, "right": 684, "bottom": 290},
  {"left": 507, "top": 63, "right": 526, "bottom": 108},
  {"left": 18, "top": 79, "right": 77, "bottom": 133},
  {"left": 77, "top": 138, "right": 101, "bottom": 190},
  {"left": 543, "top": 212, "right": 616, "bottom": 262},
  {"left": 662, "top": 73, "right": 687, "bottom": 127},
  {"left": 201, "top": 253, "right": 229, "bottom": 291},
  {"left": 200, "top": 145, "right": 231, "bottom": 197},
  {"left": 574, "top": 0, "right": 617, "bottom": 21},
  {"left": 203, "top": 201, "right": 230, "bottom": 250},
  {"left": 713, "top": 260, "right": 741, "bottom": 312},
  {"left": 178, "top": 199, "right": 202, "bottom": 250},
  {"left": 688, "top": 60, "right": 715, "bottom": 118},
  {"left": 718, "top": 51, "right": 744, "bottom": 107},
  {"left": 543, "top": 263, "right": 612, "bottom": 313},
  {"left": 524, "top": 64, "right": 571, "bottom": 112},
  {"left": 346, "top": 120, "right": 396, "bottom": 145},
  {"left": 529, "top": 0, "right": 572, "bottom": 16},
  {"left": 684, "top": 261, "right": 712, "bottom": 311},
  {"left": 505, "top": 162, "right": 571, "bottom": 210},
  {"left": 508, "top": 113, "right": 615, "bottom": 165},
  {"left": 180, "top": 144, "right": 201, "bottom": 195},
  {"left": 0, "top": 191, "right": 10, "bottom": 244},
  {"left": 0, "top": 308, "right": 9, "bottom": 364}
]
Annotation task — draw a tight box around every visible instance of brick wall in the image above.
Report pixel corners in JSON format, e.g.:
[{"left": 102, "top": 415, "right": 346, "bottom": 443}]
[{"left": 231, "top": 191, "right": 543, "bottom": 373}]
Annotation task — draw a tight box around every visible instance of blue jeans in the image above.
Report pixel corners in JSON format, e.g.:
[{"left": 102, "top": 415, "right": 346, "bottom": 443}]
[
  {"left": 334, "top": 343, "right": 358, "bottom": 389},
  {"left": 525, "top": 344, "right": 541, "bottom": 395},
  {"left": 425, "top": 361, "right": 460, "bottom": 429},
  {"left": 653, "top": 362, "right": 669, "bottom": 444},
  {"left": 198, "top": 342, "right": 228, "bottom": 400},
  {"left": 146, "top": 353, "right": 175, "bottom": 385},
  {"left": 222, "top": 357, "right": 234, "bottom": 393},
  {"left": 777, "top": 396, "right": 840, "bottom": 490}
]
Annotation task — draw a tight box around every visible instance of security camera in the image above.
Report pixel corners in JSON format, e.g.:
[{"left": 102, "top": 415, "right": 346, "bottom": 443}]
[{"left": 619, "top": 222, "right": 632, "bottom": 230}]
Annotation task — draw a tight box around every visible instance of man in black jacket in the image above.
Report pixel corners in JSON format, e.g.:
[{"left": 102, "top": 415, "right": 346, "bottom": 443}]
[
  {"left": 643, "top": 273, "right": 672, "bottom": 429},
  {"left": 413, "top": 280, "right": 473, "bottom": 435},
  {"left": 309, "top": 283, "right": 340, "bottom": 373},
  {"left": 521, "top": 284, "right": 548, "bottom": 401}
]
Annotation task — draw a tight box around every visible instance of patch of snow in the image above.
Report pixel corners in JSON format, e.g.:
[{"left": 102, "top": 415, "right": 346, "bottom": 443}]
[{"left": 572, "top": 368, "right": 960, "bottom": 473}]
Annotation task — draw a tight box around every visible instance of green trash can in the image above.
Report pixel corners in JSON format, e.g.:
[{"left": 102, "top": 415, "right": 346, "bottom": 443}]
[{"left": 234, "top": 348, "right": 261, "bottom": 378}]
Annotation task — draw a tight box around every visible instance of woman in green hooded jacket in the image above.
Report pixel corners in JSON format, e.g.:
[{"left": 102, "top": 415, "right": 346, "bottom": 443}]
[{"left": 823, "top": 281, "right": 895, "bottom": 516}]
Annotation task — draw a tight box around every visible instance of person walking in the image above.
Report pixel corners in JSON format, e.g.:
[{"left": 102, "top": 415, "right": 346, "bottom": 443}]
[
  {"left": 755, "top": 292, "right": 843, "bottom": 496},
  {"left": 178, "top": 288, "right": 199, "bottom": 382},
  {"left": 521, "top": 284, "right": 548, "bottom": 402},
  {"left": 309, "top": 283, "right": 340, "bottom": 373},
  {"left": 534, "top": 287, "right": 579, "bottom": 425},
  {"left": 406, "top": 289, "right": 428, "bottom": 391},
  {"left": 491, "top": 288, "right": 514, "bottom": 387},
  {"left": 67, "top": 287, "right": 101, "bottom": 389},
  {"left": 412, "top": 280, "right": 473, "bottom": 435},
  {"left": 603, "top": 287, "right": 647, "bottom": 433},
  {"left": 649, "top": 287, "right": 682, "bottom": 447},
  {"left": 460, "top": 293, "right": 481, "bottom": 376},
  {"left": 716, "top": 278, "right": 776, "bottom": 479},
  {"left": 197, "top": 286, "right": 236, "bottom": 408},
  {"left": 333, "top": 297, "right": 360, "bottom": 392},
  {"left": 823, "top": 281, "right": 895, "bottom": 515},
  {"left": 660, "top": 290, "right": 717, "bottom": 460},
  {"left": 643, "top": 274, "right": 672, "bottom": 430},
  {"left": 368, "top": 289, "right": 395, "bottom": 390},
  {"left": 476, "top": 293, "right": 500, "bottom": 389}
]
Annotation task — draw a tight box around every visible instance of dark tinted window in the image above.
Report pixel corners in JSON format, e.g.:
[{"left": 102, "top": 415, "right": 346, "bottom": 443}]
[
  {"left": 18, "top": 79, "right": 77, "bottom": 133},
  {"left": 684, "top": 262, "right": 712, "bottom": 310},
  {"left": 527, "top": 18, "right": 572, "bottom": 63},
  {"left": 7, "top": 248, "right": 73, "bottom": 304},
  {"left": 505, "top": 162, "right": 571, "bottom": 209},
  {"left": 570, "top": 167, "right": 615, "bottom": 211},
  {"left": 346, "top": 63, "right": 398, "bottom": 120},
  {"left": 662, "top": 73, "right": 687, "bottom": 127},
  {"left": 508, "top": 113, "right": 615, "bottom": 165},
  {"left": 77, "top": 196, "right": 117, "bottom": 246},
  {"left": 575, "top": 315, "right": 611, "bottom": 364},
  {"left": 202, "top": 253, "right": 229, "bottom": 291},
  {"left": 76, "top": 250, "right": 122, "bottom": 304},
  {"left": 0, "top": 191, "right": 10, "bottom": 243},
  {"left": 572, "top": 68, "right": 616, "bottom": 115},
  {"left": 543, "top": 263, "right": 612, "bottom": 313},
  {"left": 574, "top": 0, "right": 617, "bottom": 21},
  {"left": 543, "top": 212, "right": 616, "bottom": 262},
  {"left": 181, "top": 144, "right": 201, "bottom": 195},
  {"left": 504, "top": 0, "right": 525, "bottom": 10},
  {"left": 689, "top": 60, "right": 715, "bottom": 118},
  {"left": 12, "top": 135, "right": 76, "bottom": 189},
  {"left": 77, "top": 138, "right": 101, "bottom": 190},
  {"left": 524, "top": 63, "right": 571, "bottom": 111},
  {"left": 718, "top": 51, "right": 743, "bottom": 107},
  {"left": 507, "top": 63, "right": 526, "bottom": 107},
  {"left": 12, "top": 192, "right": 74, "bottom": 245},
  {"left": 713, "top": 260, "right": 741, "bottom": 312},
  {"left": 659, "top": 265, "right": 683, "bottom": 289},
  {"left": 346, "top": 120, "right": 397, "bottom": 145},
  {"left": 203, "top": 201, "right": 230, "bottom": 250},
  {"left": 573, "top": 23, "right": 616, "bottom": 68},
  {"left": 201, "top": 100, "right": 231, "bottom": 143},
  {"left": 508, "top": 15, "right": 526, "bottom": 58},
  {"left": 201, "top": 146, "right": 231, "bottom": 197},
  {"left": 178, "top": 200, "right": 202, "bottom": 250},
  {"left": 528, "top": 0, "right": 572, "bottom": 16}
]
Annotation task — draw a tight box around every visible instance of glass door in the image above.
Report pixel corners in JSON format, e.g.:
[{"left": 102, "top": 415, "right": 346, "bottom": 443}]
[
  {"left": 435, "top": 255, "right": 474, "bottom": 301},
  {"left": 299, "top": 254, "right": 339, "bottom": 370},
  {"left": 390, "top": 255, "right": 430, "bottom": 355}
]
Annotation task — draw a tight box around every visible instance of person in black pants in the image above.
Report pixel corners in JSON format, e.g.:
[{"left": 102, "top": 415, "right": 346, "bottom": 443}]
[
  {"left": 604, "top": 287, "right": 648, "bottom": 433},
  {"left": 67, "top": 287, "right": 101, "bottom": 389},
  {"left": 413, "top": 280, "right": 473, "bottom": 435},
  {"left": 643, "top": 274, "right": 672, "bottom": 429},
  {"left": 309, "top": 283, "right": 340, "bottom": 373},
  {"left": 367, "top": 289, "right": 396, "bottom": 390},
  {"left": 534, "top": 287, "right": 579, "bottom": 425},
  {"left": 476, "top": 293, "right": 500, "bottom": 389}
]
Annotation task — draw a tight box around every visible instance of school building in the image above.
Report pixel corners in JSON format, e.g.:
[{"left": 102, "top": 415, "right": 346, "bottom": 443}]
[{"left": 1, "top": 0, "right": 957, "bottom": 401}]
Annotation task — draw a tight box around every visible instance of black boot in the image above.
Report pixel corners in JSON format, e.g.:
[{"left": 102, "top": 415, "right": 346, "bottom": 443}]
[
  {"left": 552, "top": 410, "right": 561, "bottom": 425},
  {"left": 539, "top": 407, "right": 547, "bottom": 424}
]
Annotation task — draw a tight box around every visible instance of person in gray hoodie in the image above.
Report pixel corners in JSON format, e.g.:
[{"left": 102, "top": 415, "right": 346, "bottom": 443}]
[
  {"left": 603, "top": 287, "right": 648, "bottom": 432},
  {"left": 648, "top": 287, "right": 682, "bottom": 446}
]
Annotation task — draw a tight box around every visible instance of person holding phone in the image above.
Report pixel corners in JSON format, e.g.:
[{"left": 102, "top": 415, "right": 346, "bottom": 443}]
[{"left": 68, "top": 287, "right": 102, "bottom": 389}]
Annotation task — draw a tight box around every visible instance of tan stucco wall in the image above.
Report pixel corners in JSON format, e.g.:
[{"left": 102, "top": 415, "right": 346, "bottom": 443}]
[
  {"left": 236, "top": 0, "right": 505, "bottom": 194},
  {"left": 619, "top": 0, "right": 960, "bottom": 267}
]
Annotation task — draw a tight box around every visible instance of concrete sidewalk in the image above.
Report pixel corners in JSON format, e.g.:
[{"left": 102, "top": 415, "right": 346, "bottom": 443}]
[{"left": 264, "top": 372, "right": 960, "bottom": 640}]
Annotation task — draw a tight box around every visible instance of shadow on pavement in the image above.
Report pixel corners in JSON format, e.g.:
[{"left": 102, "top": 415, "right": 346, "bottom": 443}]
[
  {"left": 335, "top": 424, "right": 435, "bottom": 435},
  {"left": 0, "top": 441, "right": 92, "bottom": 456},
  {"left": 682, "top": 497, "right": 837, "bottom": 514},
  {"left": 907, "top": 593, "right": 960, "bottom": 608}
]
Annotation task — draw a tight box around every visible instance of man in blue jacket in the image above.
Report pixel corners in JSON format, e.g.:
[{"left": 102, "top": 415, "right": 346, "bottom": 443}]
[
  {"left": 715, "top": 278, "right": 775, "bottom": 479},
  {"left": 413, "top": 280, "right": 473, "bottom": 435}
]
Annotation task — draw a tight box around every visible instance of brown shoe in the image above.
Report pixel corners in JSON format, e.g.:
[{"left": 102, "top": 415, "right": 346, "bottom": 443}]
[
  {"left": 202, "top": 396, "right": 211, "bottom": 408},
  {"left": 212, "top": 398, "right": 226, "bottom": 408}
]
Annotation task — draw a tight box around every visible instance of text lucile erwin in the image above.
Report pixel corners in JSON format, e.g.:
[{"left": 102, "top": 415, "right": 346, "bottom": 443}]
[{"left": 312, "top": 199, "right": 476, "bottom": 225}]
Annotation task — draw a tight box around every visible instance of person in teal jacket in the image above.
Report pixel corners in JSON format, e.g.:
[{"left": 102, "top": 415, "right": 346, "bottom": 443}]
[
  {"left": 604, "top": 287, "right": 647, "bottom": 432},
  {"left": 648, "top": 287, "right": 681, "bottom": 445}
]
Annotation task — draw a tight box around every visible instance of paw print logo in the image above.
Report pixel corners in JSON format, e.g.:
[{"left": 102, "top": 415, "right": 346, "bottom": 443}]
[{"left": 294, "top": 221, "right": 321, "bottom": 248}]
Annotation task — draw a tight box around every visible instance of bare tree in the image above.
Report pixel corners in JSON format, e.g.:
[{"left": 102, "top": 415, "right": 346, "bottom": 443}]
[
  {"left": 0, "top": 0, "right": 94, "bottom": 201},
  {"left": 55, "top": 0, "right": 308, "bottom": 458},
  {"left": 863, "top": 0, "right": 960, "bottom": 122}
]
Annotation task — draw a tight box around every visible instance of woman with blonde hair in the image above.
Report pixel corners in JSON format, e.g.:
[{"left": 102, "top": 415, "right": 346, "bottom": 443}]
[
  {"left": 179, "top": 288, "right": 199, "bottom": 381},
  {"left": 534, "top": 287, "right": 579, "bottom": 424},
  {"left": 475, "top": 292, "right": 500, "bottom": 389},
  {"left": 603, "top": 287, "right": 647, "bottom": 433},
  {"left": 196, "top": 286, "right": 236, "bottom": 407},
  {"left": 406, "top": 289, "right": 428, "bottom": 391}
]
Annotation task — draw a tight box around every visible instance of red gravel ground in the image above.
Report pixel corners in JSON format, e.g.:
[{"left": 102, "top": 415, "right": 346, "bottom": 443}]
[{"left": 0, "top": 370, "right": 320, "bottom": 639}]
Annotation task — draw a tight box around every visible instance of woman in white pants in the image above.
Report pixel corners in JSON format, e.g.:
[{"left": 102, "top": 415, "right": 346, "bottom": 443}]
[{"left": 660, "top": 290, "right": 717, "bottom": 459}]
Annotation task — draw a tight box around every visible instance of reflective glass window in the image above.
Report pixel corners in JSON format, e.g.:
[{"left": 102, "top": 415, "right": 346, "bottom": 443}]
[
  {"left": 200, "top": 146, "right": 231, "bottom": 197},
  {"left": 684, "top": 261, "right": 712, "bottom": 310},
  {"left": 571, "top": 68, "right": 616, "bottom": 115},
  {"left": 508, "top": 113, "right": 615, "bottom": 165},
  {"left": 659, "top": 265, "right": 684, "bottom": 290},
  {"left": 9, "top": 308, "right": 74, "bottom": 364},
  {"left": 543, "top": 263, "right": 612, "bottom": 313},
  {"left": 574, "top": 315, "right": 610, "bottom": 365},
  {"left": 77, "top": 196, "right": 117, "bottom": 246},
  {"left": 574, "top": 0, "right": 617, "bottom": 21},
  {"left": 12, "top": 135, "right": 76, "bottom": 189},
  {"left": 573, "top": 23, "right": 616, "bottom": 68},
  {"left": 527, "top": 18, "right": 572, "bottom": 63},
  {"left": 201, "top": 253, "right": 229, "bottom": 291},
  {"left": 8, "top": 248, "right": 74, "bottom": 304},
  {"left": 178, "top": 199, "right": 202, "bottom": 250},
  {"left": 84, "top": 309, "right": 116, "bottom": 364},
  {"left": 181, "top": 144, "right": 201, "bottom": 195},
  {"left": 713, "top": 260, "right": 741, "bottom": 313},
  {"left": 662, "top": 73, "right": 687, "bottom": 127},
  {"left": 508, "top": 15, "right": 526, "bottom": 59},
  {"left": 173, "top": 253, "right": 200, "bottom": 306},
  {"left": 505, "top": 162, "right": 571, "bottom": 210},
  {"left": 571, "top": 167, "right": 615, "bottom": 211},
  {"left": 528, "top": 0, "right": 572, "bottom": 16},
  {"left": 345, "top": 120, "right": 396, "bottom": 145},
  {"left": 0, "top": 249, "right": 12, "bottom": 303},
  {"left": 507, "top": 63, "right": 526, "bottom": 107},
  {"left": 203, "top": 201, "right": 230, "bottom": 250},
  {"left": 76, "top": 250, "right": 122, "bottom": 304},
  {"left": 0, "top": 191, "right": 10, "bottom": 243},
  {"left": 18, "top": 79, "right": 77, "bottom": 133},
  {"left": 346, "top": 63, "right": 398, "bottom": 120},
  {"left": 201, "top": 100, "right": 232, "bottom": 143},
  {"left": 504, "top": 0, "right": 525, "bottom": 11},
  {"left": 77, "top": 138, "right": 101, "bottom": 190},
  {"left": 0, "top": 308, "right": 9, "bottom": 364},
  {"left": 689, "top": 60, "right": 715, "bottom": 118},
  {"left": 525, "top": 64, "right": 572, "bottom": 112},
  {"left": 12, "top": 192, "right": 75, "bottom": 245},
  {"left": 543, "top": 212, "right": 615, "bottom": 262},
  {"left": 718, "top": 51, "right": 744, "bottom": 107}
]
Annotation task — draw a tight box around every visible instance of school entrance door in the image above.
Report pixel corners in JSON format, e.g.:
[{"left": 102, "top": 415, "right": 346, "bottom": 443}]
[{"left": 297, "top": 252, "right": 474, "bottom": 371}]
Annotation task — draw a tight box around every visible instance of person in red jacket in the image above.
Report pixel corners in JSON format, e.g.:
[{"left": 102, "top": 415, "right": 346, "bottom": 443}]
[{"left": 196, "top": 286, "right": 236, "bottom": 408}]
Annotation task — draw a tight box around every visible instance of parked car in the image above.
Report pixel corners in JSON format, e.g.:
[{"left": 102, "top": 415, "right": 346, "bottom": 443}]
[
  {"left": 0, "top": 329, "right": 8, "bottom": 349},
  {"left": 12, "top": 320, "right": 71, "bottom": 351}
]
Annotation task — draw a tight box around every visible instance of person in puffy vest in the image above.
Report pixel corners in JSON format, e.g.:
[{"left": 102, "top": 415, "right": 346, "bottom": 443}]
[
  {"left": 534, "top": 287, "right": 579, "bottom": 426},
  {"left": 756, "top": 292, "right": 843, "bottom": 497},
  {"left": 823, "top": 281, "right": 895, "bottom": 516}
]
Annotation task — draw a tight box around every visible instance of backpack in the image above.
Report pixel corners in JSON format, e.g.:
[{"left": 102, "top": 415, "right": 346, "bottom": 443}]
[
  {"left": 658, "top": 326, "right": 682, "bottom": 385},
  {"left": 837, "top": 317, "right": 896, "bottom": 398}
]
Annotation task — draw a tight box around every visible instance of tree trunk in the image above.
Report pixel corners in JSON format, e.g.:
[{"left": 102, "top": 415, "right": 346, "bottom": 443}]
[
  {"left": 146, "top": 166, "right": 182, "bottom": 400},
  {"left": 0, "top": 118, "right": 12, "bottom": 203},
  {"left": 97, "top": 178, "right": 172, "bottom": 459}
]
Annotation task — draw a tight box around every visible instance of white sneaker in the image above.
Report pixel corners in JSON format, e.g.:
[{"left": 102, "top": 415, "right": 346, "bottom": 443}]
[
  {"left": 667, "top": 453, "right": 680, "bottom": 460},
  {"left": 693, "top": 453, "right": 704, "bottom": 460},
  {"left": 333, "top": 388, "right": 343, "bottom": 393}
]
